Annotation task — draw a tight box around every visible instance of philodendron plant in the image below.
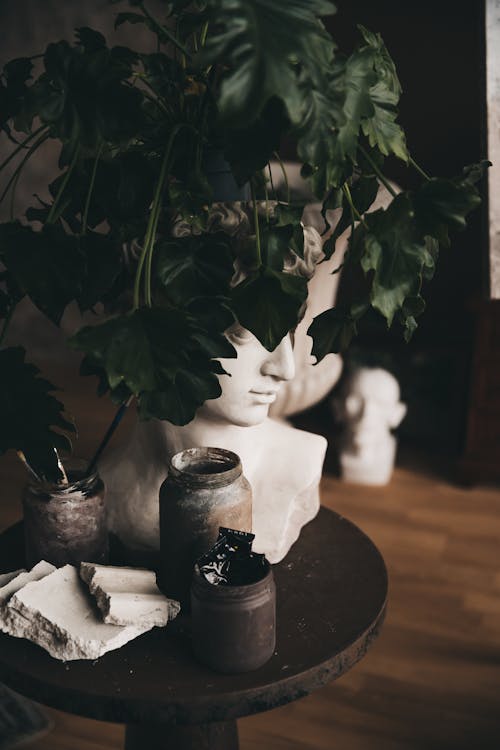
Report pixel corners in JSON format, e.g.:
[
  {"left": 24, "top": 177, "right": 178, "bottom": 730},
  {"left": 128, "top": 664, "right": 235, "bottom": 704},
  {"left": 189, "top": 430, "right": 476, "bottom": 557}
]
[{"left": 0, "top": 0, "right": 488, "bottom": 483}]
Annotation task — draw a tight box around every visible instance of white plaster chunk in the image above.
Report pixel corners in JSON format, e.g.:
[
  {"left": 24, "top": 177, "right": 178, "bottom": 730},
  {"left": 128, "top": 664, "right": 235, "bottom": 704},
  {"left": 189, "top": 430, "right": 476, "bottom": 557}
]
[
  {"left": 80, "top": 562, "right": 180, "bottom": 627},
  {"left": 4, "top": 565, "right": 153, "bottom": 661},
  {"left": 0, "top": 569, "right": 26, "bottom": 587},
  {"left": 0, "top": 562, "right": 55, "bottom": 610}
]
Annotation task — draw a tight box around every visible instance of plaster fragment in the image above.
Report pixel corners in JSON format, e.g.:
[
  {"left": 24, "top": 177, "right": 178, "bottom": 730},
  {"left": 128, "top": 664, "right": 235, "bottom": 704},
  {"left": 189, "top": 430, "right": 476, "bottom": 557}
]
[{"left": 80, "top": 562, "right": 180, "bottom": 627}]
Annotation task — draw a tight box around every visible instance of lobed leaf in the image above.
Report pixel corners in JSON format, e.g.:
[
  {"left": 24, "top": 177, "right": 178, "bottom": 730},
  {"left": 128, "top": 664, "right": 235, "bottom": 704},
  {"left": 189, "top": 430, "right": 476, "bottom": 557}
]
[
  {"left": 307, "top": 307, "right": 357, "bottom": 360},
  {"left": 231, "top": 266, "right": 308, "bottom": 352},
  {"left": 0, "top": 347, "right": 75, "bottom": 482}
]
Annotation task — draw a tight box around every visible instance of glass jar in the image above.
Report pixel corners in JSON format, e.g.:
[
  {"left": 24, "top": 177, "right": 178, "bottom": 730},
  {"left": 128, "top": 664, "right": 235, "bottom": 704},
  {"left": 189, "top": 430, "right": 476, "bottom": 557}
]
[
  {"left": 191, "top": 561, "right": 276, "bottom": 673},
  {"left": 157, "top": 447, "right": 252, "bottom": 607},
  {"left": 23, "top": 460, "right": 108, "bottom": 568}
]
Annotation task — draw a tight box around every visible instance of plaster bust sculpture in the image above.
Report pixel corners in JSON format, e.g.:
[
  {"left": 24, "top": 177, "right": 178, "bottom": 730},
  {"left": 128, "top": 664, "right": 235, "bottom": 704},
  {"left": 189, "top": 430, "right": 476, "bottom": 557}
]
[
  {"left": 332, "top": 367, "right": 407, "bottom": 486},
  {"left": 100, "top": 204, "right": 330, "bottom": 564}
]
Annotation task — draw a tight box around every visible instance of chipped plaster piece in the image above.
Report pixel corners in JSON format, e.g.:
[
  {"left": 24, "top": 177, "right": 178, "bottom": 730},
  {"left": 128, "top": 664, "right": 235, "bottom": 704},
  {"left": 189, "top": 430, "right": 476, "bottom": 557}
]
[
  {"left": 80, "top": 562, "right": 180, "bottom": 627},
  {"left": 0, "top": 562, "right": 55, "bottom": 611},
  {"left": 0, "top": 569, "right": 26, "bottom": 587},
  {"left": 4, "top": 565, "right": 152, "bottom": 661}
]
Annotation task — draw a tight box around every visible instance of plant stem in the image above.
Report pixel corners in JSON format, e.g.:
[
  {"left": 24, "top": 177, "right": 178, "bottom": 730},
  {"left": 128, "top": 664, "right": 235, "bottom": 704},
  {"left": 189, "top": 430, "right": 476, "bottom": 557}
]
[
  {"left": 409, "top": 156, "right": 431, "bottom": 181},
  {"left": 0, "top": 124, "right": 47, "bottom": 174},
  {"left": 139, "top": 2, "right": 190, "bottom": 58},
  {"left": 0, "top": 130, "right": 49, "bottom": 208},
  {"left": 144, "top": 195, "right": 162, "bottom": 307},
  {"left": 46, "top": 146, "right": 80, "bottom": 224},
  {"left": 251, "top": 179, "right": 262, "bottom": 268},
  {"left": 134, "top": 125, "right": 182, "bottom": 309},
  {"left": 0, "top": 306, "right": 14, "bottom": 347},
  {"left": 358, "top": 144, "right": 398, "bottom": 198},
  {"left": 200, "top": 20, "right": 209, "bottom": 47},
  {"left": 273, "top": 151, "right": 290, "bottom": 204},
  {"left": 342, "top": 182, "right": 369, "bottom": 229},
  {"left": 264, "top": 177, "right": 270, "bottom": 223},
  {"left": 87, "top": 395, "right": 134, "bottom": 476},
  {"left": 268, "top": 162, "right": 277, "bottom": 202},
  {"left": 81, "top": 143, "right": 103, "bottom": 236}
]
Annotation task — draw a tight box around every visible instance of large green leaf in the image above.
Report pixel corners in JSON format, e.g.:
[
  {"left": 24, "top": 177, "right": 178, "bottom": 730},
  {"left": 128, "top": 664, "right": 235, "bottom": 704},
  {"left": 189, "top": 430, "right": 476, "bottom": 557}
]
[
  {"left": 223, "top": 97, "right": 290, "bottom": 186},
  {"left": 308, "top": 307, "right": 357, "bottom": 360},
  {"left": 0, "top": 57, "right": 34, "bottom": 133},
  {"left": 323, "top": 174, "right": 379, "bottom": 259},
  {"left": 231, "top": 266, "right": 308, "bottom": 351},
  {"left": 70, "top": 307, "right": 230, "bottom": 425},
  {"left": 0, "top": 347, "right": 75, "bottom": 482},
  {"left": 200, "top": 0, "right": 336, "bottom": 127},
  {"left": 297, "top": 48, "right": 376, "bottom": 195},
  {"left": 155, "top": 233, "right": 234, "bottom": 305},
  {"left": 358, "top": 25, "right": 408, "bottom": 161},
  {"left": 0, "top": 222, "right": 85, "bottom": 324},
  {"left": 28, "top": 32, "right": 144, "bottom": 159},
  {"left": 414, "top": 175, "right": 483, "bottom": 248},
  {"left": 360, "top": 194, "right": 431, "bottom": 326}
]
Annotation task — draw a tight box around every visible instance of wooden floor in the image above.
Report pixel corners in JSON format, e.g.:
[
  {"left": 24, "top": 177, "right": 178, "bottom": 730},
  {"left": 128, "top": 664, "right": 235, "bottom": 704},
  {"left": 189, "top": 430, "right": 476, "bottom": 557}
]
[{"left": 1, "top": 369, "right": 500, "bottom": 749}]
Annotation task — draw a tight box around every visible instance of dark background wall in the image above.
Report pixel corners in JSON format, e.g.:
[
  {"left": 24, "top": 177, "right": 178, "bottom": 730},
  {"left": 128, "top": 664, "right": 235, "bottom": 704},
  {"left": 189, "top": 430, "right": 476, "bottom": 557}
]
[{"left": 324, "top": 0, "right": 486, "bottom": 456}]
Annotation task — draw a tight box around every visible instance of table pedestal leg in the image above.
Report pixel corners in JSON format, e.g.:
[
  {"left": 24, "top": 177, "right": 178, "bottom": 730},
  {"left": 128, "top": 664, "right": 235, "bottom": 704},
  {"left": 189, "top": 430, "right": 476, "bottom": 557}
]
[{"left": 124, "top": 720, "right": 239, "bottom": 750}]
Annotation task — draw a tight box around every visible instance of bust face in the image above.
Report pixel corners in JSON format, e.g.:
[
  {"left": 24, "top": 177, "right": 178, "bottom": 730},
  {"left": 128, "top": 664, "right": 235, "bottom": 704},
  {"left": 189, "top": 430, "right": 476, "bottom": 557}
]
[{"left": 197, "top": 324, "right": 296, "bottom": 427}]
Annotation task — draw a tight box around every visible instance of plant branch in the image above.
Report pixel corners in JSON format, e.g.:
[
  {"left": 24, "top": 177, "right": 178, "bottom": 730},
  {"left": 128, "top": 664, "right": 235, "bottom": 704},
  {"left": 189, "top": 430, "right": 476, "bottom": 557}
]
[
  {"left": 273, "top": 151, "right": 290, "bottom": 204},
  {"left": 251, "top": 179, "right": 262, "bottom": 267},
  {"left": 144, "top": 194, "right": 162, "bottom": 307},
  {"left": 0, "top": 124, "right": 48, "bottom": 175},
  {"left": 0, "top": 306, "right": 14, "bottom": 347},
  {"left": 46, "top": 146, "right": 80, "bottom": 224},
  {"left": 139, "top": 2, "right": 190, "bottom": 58},
  {"left": 200, "top": 20, "right": 209, "bottom": 47},
  {"left": 87, "top": 394, "right": 134, "bottom": 476},
  {"left": 81, "top": 143, "right": 103, "bottom": 236},
  {"left": 267, "top": 162, "right": 277, "bottom": 202},
  {"left": 0, "top": 130, "right": 49, "bottom": 208},
  {"left": 358, "top": 144, "right": 398, "bottom": 198},
  {"left": 409, "top": 156, "right": 431, "bottom": 181},
  {"left": 342, "top": 182, "right": 369, "bottom": 229},
  {"left": 264, "top": 174, "right": 270, "bottom": 223},
  {"left": 134, "top": 125, "right": 183, "bottom": 309}
]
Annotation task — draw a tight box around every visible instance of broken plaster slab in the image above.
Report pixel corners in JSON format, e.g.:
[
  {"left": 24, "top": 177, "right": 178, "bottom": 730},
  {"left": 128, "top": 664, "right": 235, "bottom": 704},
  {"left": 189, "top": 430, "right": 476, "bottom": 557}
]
[
  {"left": 80, "top": 562, "right": 180, "bottom": 627},
  {"left": 4, "top": 565, "right": 153, "bottom": 661},
  {"left": 0, "top": 569, "right": 26, "bottom": 587},
  {"left": 0, "top": 562, "right": 55, "bottom": 612}
]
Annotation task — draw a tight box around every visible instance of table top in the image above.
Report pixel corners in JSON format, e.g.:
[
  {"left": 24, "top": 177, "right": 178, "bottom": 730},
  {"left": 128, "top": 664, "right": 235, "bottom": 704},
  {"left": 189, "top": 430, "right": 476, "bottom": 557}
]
[{"left": 0, "top": 507, "right": 387, "bottom": 726}]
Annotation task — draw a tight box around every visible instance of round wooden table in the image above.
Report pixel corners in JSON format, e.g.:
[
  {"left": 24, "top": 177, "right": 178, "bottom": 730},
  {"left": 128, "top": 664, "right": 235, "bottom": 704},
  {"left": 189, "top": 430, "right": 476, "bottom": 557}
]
[{"left": 0, "top": 507, "right": 387, "bottom": 750}]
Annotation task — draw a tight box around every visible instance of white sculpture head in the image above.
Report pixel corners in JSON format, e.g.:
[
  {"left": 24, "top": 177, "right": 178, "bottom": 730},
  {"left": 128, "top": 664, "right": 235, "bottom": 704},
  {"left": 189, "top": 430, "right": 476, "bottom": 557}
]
[
  {"left": 197, "top": 325, "right": 296, "bottom": 427},
  {"left": 336, "top": 367, "right": 407, "bottom": 440},
  {"left": 173, "top": 203, "right": 324, "bottom": 429}
]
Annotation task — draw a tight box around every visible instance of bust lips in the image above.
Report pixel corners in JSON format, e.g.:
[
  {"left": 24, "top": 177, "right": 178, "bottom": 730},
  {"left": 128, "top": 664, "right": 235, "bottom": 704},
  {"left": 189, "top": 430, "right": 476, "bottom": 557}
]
[{"left": 249, "top": 390, "right": 279, "bottom": 404}]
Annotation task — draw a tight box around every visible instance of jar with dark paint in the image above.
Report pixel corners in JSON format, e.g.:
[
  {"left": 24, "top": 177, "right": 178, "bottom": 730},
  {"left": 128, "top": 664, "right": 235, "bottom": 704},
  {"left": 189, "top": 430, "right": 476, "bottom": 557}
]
[
  {"left": 191, "top": 561, "right": 276, "bottom": 673},
  {"left": 157, "top": 447, "right": 252, "bottom": 607},
  {"left": 23, "top": 462, "right": 108, "bottom": 569}
]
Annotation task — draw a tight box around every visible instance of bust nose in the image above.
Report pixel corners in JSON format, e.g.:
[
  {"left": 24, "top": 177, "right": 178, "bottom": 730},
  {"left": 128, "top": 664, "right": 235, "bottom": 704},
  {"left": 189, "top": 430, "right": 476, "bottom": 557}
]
[{"left": 261, "top": 334, "right": 295, "bottom": 382}]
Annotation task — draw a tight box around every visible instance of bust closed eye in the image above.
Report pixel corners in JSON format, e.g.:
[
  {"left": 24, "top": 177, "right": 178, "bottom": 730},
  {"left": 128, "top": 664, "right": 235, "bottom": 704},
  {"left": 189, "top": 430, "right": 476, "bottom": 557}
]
[{"left": 226, "top": 324, "right": 254, "bottom": 345}]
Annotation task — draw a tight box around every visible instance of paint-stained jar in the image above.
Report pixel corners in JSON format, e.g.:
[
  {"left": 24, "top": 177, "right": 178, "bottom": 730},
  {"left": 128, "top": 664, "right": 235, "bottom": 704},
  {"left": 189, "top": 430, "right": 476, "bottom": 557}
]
[
  {"left": 157, "top": 447, "right": 252, "bottom": 607},
  {"left": 191, "top": 560, "right": 276, "bottom": 673},
  {"left": 23, "top": 461, "right": 108, "bottom": 568}
]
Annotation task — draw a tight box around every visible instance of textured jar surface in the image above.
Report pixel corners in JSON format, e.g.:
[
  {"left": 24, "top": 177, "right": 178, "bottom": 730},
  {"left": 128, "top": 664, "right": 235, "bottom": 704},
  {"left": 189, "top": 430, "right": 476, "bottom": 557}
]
[
  {"left": 191, "top": 564, "right": 276, "bottom": 673},
  {"left": 158, "top": 447, "right": 252, "bottom": 606},
  {"left": 23, "top": 468, "right": 108, "bottom": 568}
]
